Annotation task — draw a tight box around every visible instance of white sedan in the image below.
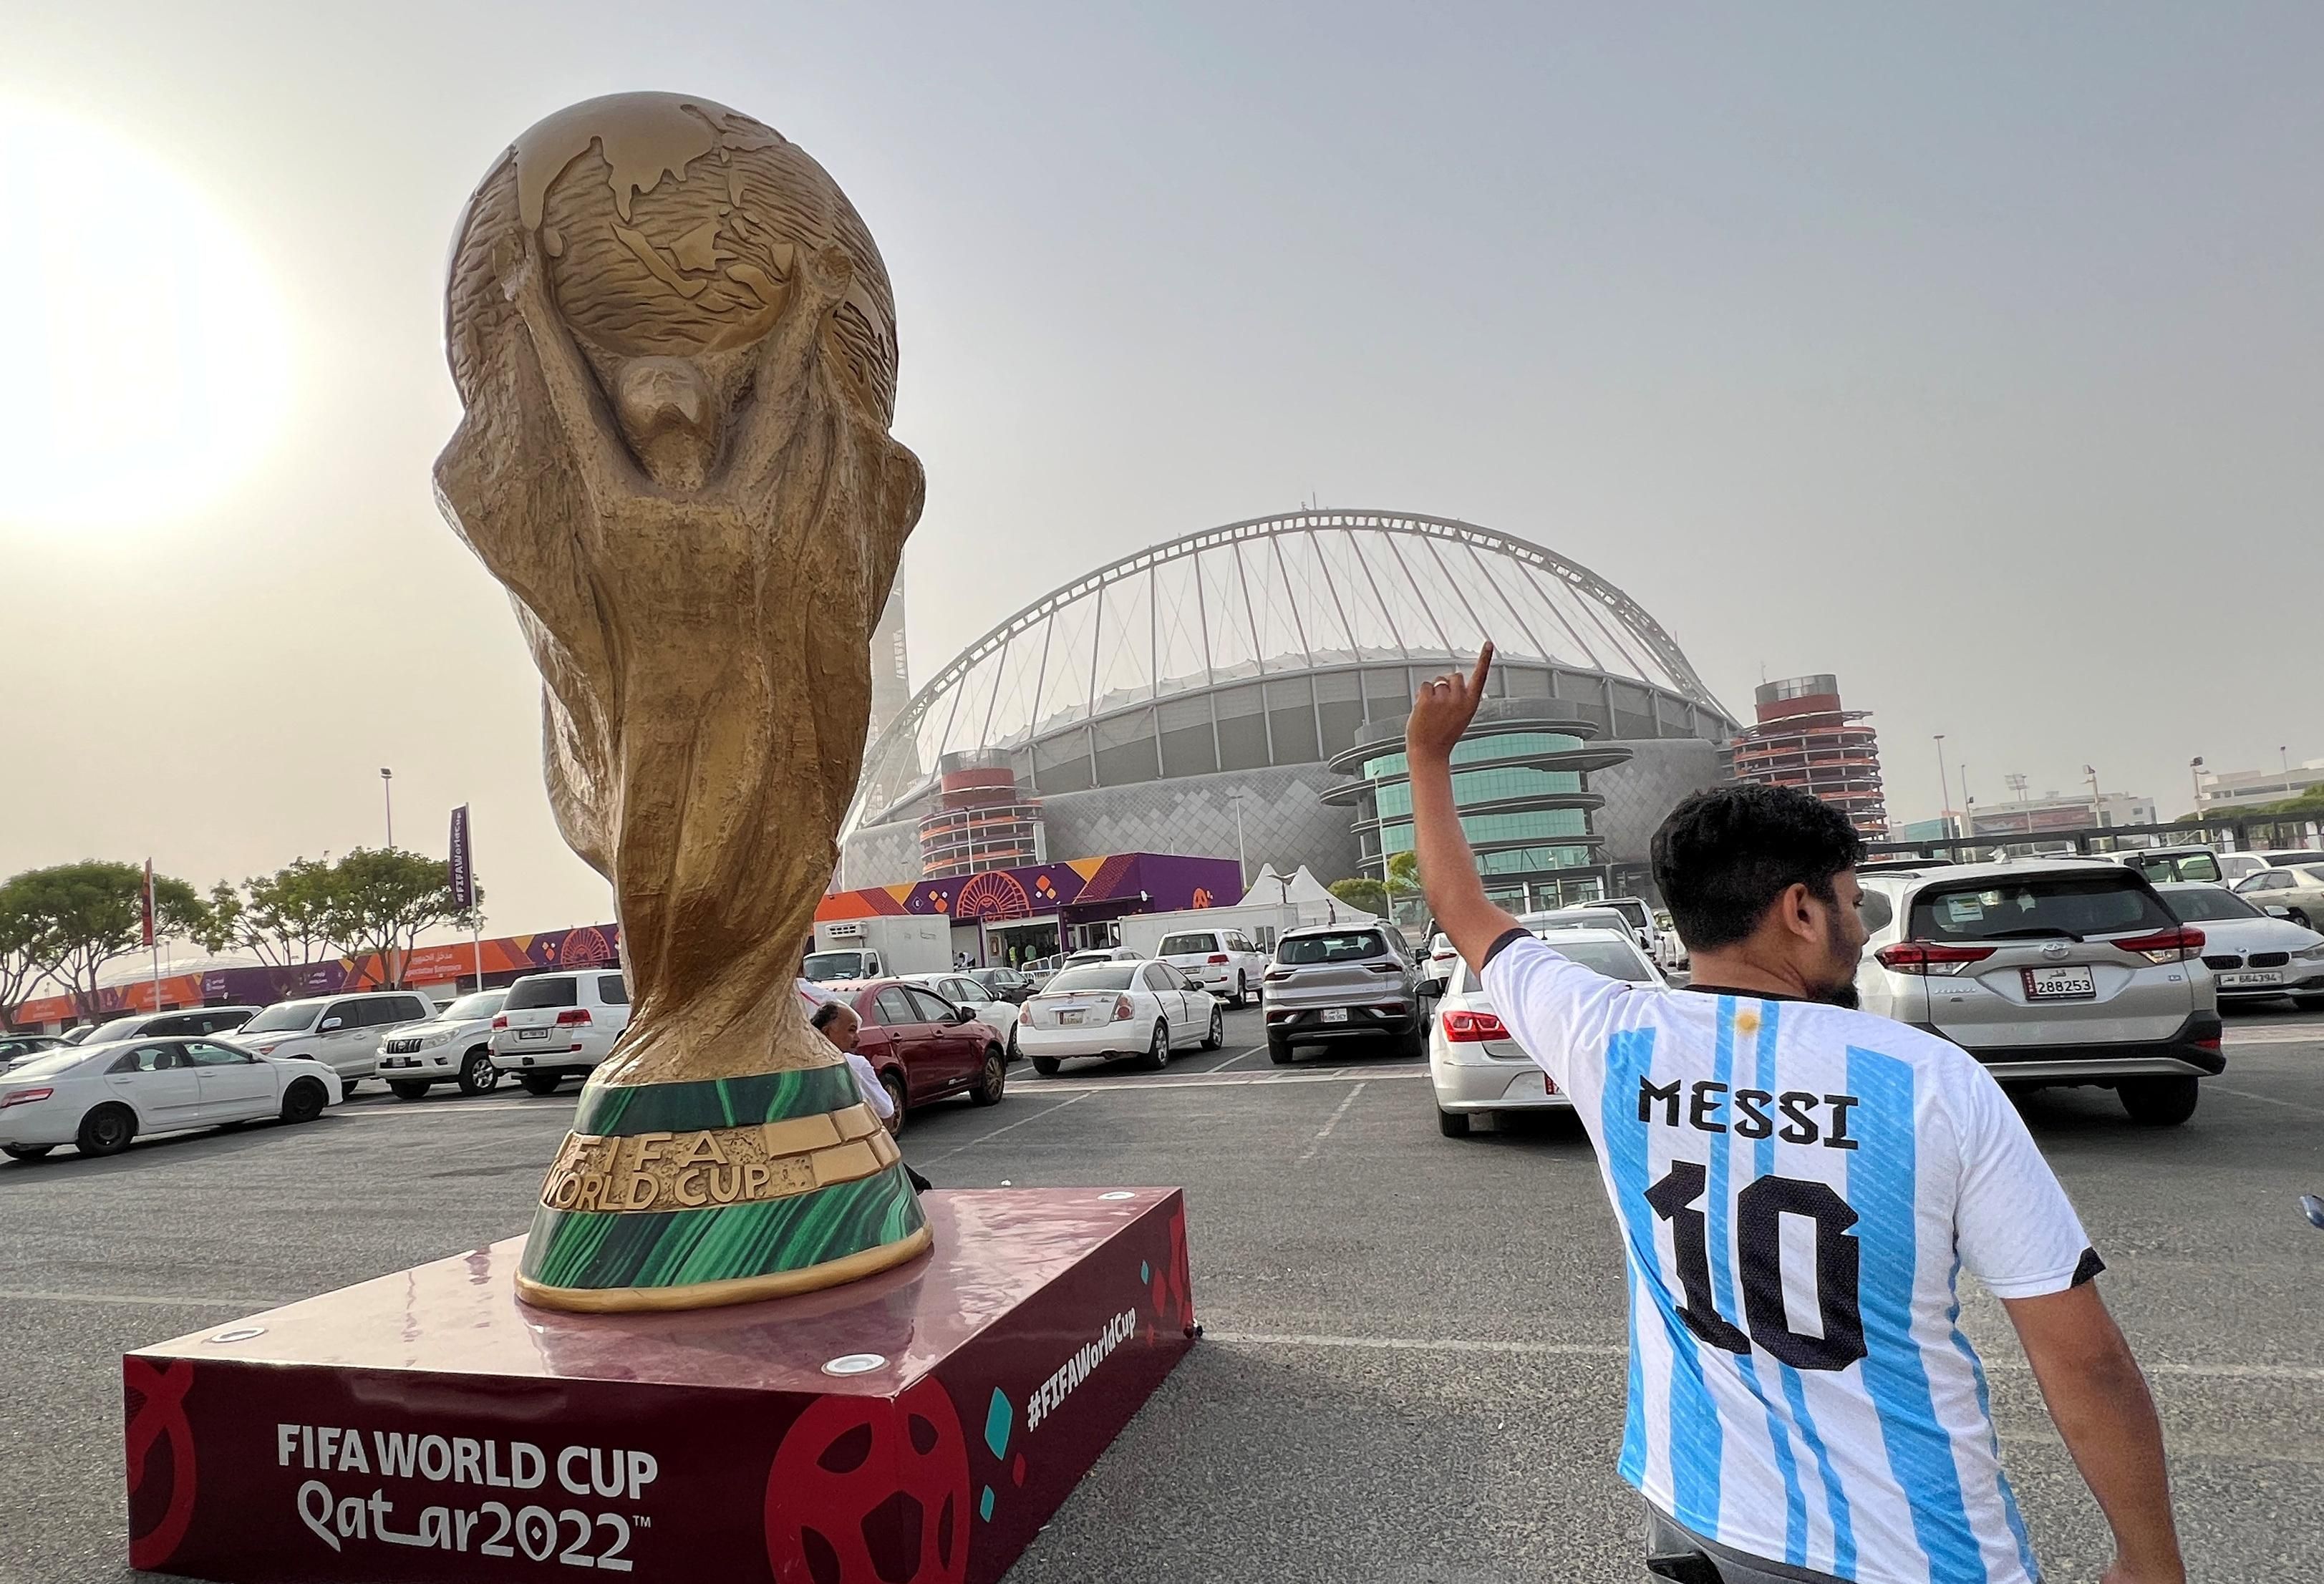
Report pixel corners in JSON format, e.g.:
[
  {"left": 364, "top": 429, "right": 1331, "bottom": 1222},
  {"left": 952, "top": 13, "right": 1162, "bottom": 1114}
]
[
  {"left": 1017, "top": 960, "right": 1224, "bottom": 1075},
  {"left": 897, "top": 971, "right": 1025, "bottom": 1059},
  {"left": 0, "top": 1036, "right": 342, "bottom": 1160},
  {"left": 1430, "top": 928, "right": 1665, "bottom": 1137},
  {"left": 2156, "top": 882, "right": 2324, "bottom": 1009}
]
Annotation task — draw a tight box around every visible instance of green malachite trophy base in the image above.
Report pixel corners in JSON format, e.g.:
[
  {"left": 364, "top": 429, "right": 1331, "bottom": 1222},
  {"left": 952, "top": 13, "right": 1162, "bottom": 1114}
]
[{"left": 516, "top": 1064, "right": 931, "bottom": 1313}]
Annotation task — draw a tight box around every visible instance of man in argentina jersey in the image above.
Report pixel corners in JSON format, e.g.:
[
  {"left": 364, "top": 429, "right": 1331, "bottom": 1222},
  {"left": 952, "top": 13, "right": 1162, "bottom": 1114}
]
[{"left": 1408, "top": 646, "right": 2184, "bottom": 1584}]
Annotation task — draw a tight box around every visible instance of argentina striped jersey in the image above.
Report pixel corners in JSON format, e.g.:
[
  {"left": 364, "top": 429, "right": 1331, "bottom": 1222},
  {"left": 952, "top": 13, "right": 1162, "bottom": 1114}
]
[{"left": 1483, "top": 935, "right": 2098, "bottom": 1584}]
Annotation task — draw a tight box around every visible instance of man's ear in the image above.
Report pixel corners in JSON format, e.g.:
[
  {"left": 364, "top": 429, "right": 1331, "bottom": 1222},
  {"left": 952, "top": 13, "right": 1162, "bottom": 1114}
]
[{"left": 1781, "top": 883, "right": 1821, "bottom": 942}]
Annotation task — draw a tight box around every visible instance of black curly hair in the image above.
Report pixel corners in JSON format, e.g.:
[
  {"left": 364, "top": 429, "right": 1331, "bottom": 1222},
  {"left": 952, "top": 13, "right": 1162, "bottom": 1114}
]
[{"left": 1650, "top": 784, "right": 1865, "bottom": 950}]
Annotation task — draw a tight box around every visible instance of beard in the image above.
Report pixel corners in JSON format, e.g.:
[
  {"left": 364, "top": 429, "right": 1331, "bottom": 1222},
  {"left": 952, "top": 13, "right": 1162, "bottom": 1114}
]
[{"left": 1815, "top": 910, "right": 1863, "bottom": 1008}]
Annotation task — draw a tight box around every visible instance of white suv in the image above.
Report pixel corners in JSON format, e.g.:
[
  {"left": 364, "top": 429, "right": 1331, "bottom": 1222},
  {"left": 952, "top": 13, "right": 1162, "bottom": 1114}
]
[
  {"left": 232, "top": 991, "right": 436, "bottom": 1092},
  {"left": 1152, "top": 927, "right": 1267, "bottom": 1006},
  {"left": 491, "top": 971, "right": 632, "bottom": 1095},
  {"left": 376, "top": 989, "right": 509, "bottom": 1099}
]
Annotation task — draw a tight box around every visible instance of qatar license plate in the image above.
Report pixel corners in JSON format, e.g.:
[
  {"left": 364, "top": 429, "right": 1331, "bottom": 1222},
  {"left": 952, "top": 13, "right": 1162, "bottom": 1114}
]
[
  {"left": 2023, "top": 965, "right": 2096, "bottom": 1001},
  {"left": 2221, "top": 970, "right": 2284, "bottom": 987},
  {"left": 519, "top": 1027, "right": 551, "bottom": 1040},
  {"left": 1320, "top": 1008, "right": 1350, "bottom": 1024},
  {"left": 1060, "top": 1009, "right": 1084, "bottom": 1025}
]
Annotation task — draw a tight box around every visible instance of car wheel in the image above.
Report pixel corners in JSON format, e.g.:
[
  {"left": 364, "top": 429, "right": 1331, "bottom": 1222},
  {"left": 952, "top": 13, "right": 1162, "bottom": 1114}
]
[
  {"left": 389, "top": 1079, "right": 431, "bottom": 1101},
  {"left": 1268, "top": 1035, "right": 1294, "bottom": 1065},
  {"left": 2297, "top": 994, "right": 2324, "bottom": 1012},
  {"left": 1006, "top": 1026, "right": 1020, "bottom": 1061},
  {"left": 1436, "top": 1107, "right": 1472, "bottom": 1138},
  {"left": 1235, "top": 973, "right": 1249, "bottom": 1009},
  {"left": 279, "top": 1079, "right": 328, "bottom": 1124},
  {"left": 1139, "top": 1020, "right": 1171, "bottom": 1072},
  {"left": 76, "top": 1104, "right": 137, "bottom": 1157},
  {"left": 339, "top": 1077, "right": 362, "bottom": 1097},
  {"left": 1201, "top": 1006, "right": 1224, "bottom": 1051},
  {"left": 3, "top": 1143, "right": 54, "bottom": 1161},
  {"left": 1032, "top": 1055, "right": 1062, "bottom": 1077},
  {"left": 1398, "top": 1019, "right": 1427, "bottom": 1061},
  {"left": 972, "top": 1048, "right": 1007, "bottom": 1107},
  {"left": 518, "top": 1073, "right": 563, "bottom": 1097},
  {"left": 457, "top": 1049, "right": 500, "bottom": 1094},
  {"left": 2119, "top": 1075, "right": 2199, "bottom": 1127},
  {"left": 881, "top": 1070, "right": 910, "bottom": 1134}
]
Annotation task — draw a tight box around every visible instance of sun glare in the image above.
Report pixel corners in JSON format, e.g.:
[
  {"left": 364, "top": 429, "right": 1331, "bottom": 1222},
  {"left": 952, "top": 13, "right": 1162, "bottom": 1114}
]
[{"left": 0, "top": 101, "right": 291, "bottom": 530}]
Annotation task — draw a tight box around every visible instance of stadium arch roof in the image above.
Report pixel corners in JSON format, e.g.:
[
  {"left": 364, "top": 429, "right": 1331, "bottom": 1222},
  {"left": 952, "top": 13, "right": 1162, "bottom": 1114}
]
[{"left": 846, "top": 509, "right": 1732, "bottom": 837}]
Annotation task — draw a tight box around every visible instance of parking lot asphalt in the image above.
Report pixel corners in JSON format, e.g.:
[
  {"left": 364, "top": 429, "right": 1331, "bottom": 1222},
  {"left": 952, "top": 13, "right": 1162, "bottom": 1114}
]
[{"left": 5, "top": 1001, "right": 2322, "bottom": 1583}]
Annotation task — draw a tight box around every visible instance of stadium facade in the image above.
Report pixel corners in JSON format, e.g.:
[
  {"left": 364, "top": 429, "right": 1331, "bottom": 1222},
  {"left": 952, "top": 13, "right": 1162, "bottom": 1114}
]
[{"left": 838, "top": 510, "right": 1738, "bottom": 905}]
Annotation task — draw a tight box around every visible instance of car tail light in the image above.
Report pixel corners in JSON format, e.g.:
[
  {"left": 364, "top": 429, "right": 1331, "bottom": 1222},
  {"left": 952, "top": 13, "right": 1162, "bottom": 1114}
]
[
  {"left": 1440, "top": 1010, "right": 1509, "bottom": 1043},
  {"left": 2111, "top": 925, "right": 2205, "bottom": 966},
  {"left": 2194, "top": 1032, "right": 2222, "bottom": 1052},
  {"left": 1874, "top": 941, "right": 1998, "bottom": 976},
  {"left": 1207, "top": 953, "right": 1229, "bottom": 965},
  {"left": 1, "top": 1087, "right": 53, "bottom": 1109},
  {"left": 556, "top": 1009, "right": 593, "bottom": 1026},
  {"left": 491, "top": 1015, "right": 508, "bottom": 1030},
  {"left": 1263, "top": 968, "right": 1292, "bottom": 981},
  {"left": 1110, "top": 995, "right": 1134, "bottom": 1022}
]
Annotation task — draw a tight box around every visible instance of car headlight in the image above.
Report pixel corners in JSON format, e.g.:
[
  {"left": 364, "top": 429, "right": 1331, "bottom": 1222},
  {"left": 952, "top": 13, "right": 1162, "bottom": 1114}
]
[
  {"left": 422, "top": 1031, "right": 455, "bottom": 1048},
  {"left": 2297, "top": 943, "right": 2324, "bottom": 962}
]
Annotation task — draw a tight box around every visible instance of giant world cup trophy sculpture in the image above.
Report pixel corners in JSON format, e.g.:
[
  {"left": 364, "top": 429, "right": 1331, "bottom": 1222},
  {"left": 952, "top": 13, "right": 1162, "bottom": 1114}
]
[{"left": 434, "top": 93, "right": 929, "bottom": 1311}]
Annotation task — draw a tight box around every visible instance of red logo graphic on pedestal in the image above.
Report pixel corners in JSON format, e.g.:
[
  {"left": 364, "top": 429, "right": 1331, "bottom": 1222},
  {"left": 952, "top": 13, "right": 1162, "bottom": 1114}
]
[
  {"left": 125, "top": 1356, "right": 198, "bottom": 1570},
  {"left": 765, "top": 1378, "right": 972, "bottom": 1584}
]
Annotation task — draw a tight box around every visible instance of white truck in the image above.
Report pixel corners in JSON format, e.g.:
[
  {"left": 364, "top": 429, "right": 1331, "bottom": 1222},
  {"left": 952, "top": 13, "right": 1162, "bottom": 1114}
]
[{"left": 805, "top": 915, "right": 953, "bottom": 981}]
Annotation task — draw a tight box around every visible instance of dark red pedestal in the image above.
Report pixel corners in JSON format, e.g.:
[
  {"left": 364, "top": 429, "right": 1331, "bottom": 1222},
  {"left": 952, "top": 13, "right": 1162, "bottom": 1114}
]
[{"left": 125, "top": 1188, "right": 1195, "bottom": 1584}]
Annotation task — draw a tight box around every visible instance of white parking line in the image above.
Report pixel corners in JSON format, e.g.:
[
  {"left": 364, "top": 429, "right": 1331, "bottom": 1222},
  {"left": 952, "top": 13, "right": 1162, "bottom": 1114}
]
[
  {"left": 0, "top": 1288, "right": 279, "bottom": 1309},
  {"left": 1297, "top": 1083, "right": 1366, "bottom": 1165},
  {"left": 926, "top": 1092, "right": 1091, "bottom": 1162},
  {"left": 2223, "top": 1026, "right": 2324, "bottom": 1046},
  {"left": 2213, "top": 1086, "right": 2324, "bottom": 1117},
  {"left": 1030, "top": 1066, "right": 1425, "bottom": 1094}
]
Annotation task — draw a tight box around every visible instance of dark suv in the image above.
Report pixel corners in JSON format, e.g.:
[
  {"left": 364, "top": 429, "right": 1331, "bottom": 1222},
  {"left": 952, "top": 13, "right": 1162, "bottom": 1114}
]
[{"left": 1263, "top": 923, "right": 1421, "bottom": 1064}]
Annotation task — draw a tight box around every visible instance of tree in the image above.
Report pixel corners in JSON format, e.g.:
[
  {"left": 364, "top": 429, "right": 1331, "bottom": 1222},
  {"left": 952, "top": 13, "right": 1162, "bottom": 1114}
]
[
  {"left": 1328, "top": 877, "right": 1390, "bottom": 918},
  {"left": 234, "top": 857, "right": 340, "bottom": 968},
  {"left": 0, "top": 876, "right": 54, "bottom": 1029},
  {"left": 10, "top": 861, "right": 201, "bottom": 1019},
  {"left": 187, "top": 881, "right": 246, "bottom": 956},
  {"left": 324, "top": 847, "right": 482, "bottom": 989}
]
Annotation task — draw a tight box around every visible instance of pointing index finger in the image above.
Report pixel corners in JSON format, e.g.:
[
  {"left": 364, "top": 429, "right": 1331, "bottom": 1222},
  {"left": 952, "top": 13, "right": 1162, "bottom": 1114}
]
[{"left": 1468, "top": 641, "right": 1496, "bottom": 697}]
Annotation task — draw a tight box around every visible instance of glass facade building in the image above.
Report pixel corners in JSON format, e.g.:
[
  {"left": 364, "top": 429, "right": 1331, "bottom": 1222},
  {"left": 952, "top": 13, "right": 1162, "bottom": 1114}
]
[{"left": 1323, "top": 703, "right": 1632, "bottom": 911}]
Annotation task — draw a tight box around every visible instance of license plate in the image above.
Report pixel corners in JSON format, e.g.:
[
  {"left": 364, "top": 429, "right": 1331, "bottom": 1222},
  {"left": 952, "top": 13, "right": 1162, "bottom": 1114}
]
[
  {"left": 2022, "top": 965, "right": 2096, "bottom": 1001},
  {"left": 1320, "top": 1008, "right": 1350, "bottom": 1024},
  {"left": 2220, "top": 970, "right": 2284, "bottom": 987},
  {"left": 1060, "top": 1009, "right": 1083, "bottom": 1025},
  {"left": 519, "top": 1027, "right": 551, "bottom": 1040}
]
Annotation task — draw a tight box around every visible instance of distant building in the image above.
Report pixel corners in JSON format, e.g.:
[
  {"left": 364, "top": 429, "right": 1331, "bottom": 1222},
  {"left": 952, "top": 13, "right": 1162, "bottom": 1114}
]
[
  {"left": 1722, "top": 674, "right": 1888, "bottom": 838},
  {"left": 1970, "top": 790, "right": 2154, "bottom": 839},
  {"left": 917, "top": 754, "right": 1047, "bottom": 878},
  {"left": 2199, "top": 759, "right": 2324, "bottom": 812}
]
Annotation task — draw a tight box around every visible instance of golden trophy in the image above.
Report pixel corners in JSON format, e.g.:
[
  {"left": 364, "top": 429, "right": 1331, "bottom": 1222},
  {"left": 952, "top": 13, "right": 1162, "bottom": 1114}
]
[{"left": 434, "top": 92, "right": 928, "bottom": 1311}]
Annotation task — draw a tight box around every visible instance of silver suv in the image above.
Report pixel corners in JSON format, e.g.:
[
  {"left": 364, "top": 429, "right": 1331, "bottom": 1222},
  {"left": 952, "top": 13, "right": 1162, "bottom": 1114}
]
[
  {"left": 1262, "top": 923, "right": 1420, "bottom": 1064},
  {"left": 1855, "top": 860, "right": 2222, "bottom": 1126}
]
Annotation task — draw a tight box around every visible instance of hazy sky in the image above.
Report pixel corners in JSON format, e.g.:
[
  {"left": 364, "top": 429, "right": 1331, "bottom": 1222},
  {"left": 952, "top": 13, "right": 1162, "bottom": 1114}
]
[{"left": 5, "top": 3, "right": 2318, "bottom": 940}]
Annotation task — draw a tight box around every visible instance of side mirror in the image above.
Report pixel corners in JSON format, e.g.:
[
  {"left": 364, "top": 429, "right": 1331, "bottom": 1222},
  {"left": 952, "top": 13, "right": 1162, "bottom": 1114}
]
[
  {"left": 319, "top": 1017, "right": 343, "bottom": 1032},
  {"left": 2267, "top": 905, "right": 2294, "bottom": 919},
  {"left": 953, "top": 1006, "right": 974, "bottom": 1024}
]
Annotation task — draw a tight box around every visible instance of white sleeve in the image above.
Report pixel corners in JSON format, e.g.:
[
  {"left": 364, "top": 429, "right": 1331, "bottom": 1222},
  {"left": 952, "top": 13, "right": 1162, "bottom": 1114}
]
[
  {"left": 846, "top": 1051, "right": 895, "bottom": 1121},
  {"left": 1476, "top": 933, "right": 1636, "bottom": 1096},
  {"left": 1950, "top": 1063, "right": 2096, "bottom": 1300}
]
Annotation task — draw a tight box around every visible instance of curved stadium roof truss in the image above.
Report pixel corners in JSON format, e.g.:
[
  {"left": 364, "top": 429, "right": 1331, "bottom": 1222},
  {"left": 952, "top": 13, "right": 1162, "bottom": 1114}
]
[{"left": 849, "top": 511, "right": 1728, "bottom": 836}]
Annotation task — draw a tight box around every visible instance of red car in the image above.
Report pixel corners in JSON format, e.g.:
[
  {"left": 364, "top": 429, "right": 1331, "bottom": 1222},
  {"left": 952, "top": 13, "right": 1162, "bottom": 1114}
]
[{"left": 826, "top": 978, "right": 1009, "bottom": 1132}]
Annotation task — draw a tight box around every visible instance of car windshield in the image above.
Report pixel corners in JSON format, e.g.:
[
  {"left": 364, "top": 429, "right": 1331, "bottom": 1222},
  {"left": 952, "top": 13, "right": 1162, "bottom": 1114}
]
[
  {"left": 2162, "top": 888, "right": 2262, "bottom": 923},
  {"left": 2, "top": 1050, "right": 89, "bottom": 1082},
  {"left": 1461, "top": 938, "right": 1651, "bottom": 991},
  {"left": 505, "top": 976, "right": 579, "bottom": 1011},
  {"left": 438, "top": 992, "right": 506, "bottom": 1021},
  {"left": 1909, "top": 874, "right": 2172, "bottom": 943},
  {"left": 2301, "top": 866, "right": 2324, "bottom": 885},
  {"left": 238, "top": 1002, "right": 321, "bottom": 1034},
  {"left": 1157, "top": 934, "right": 1216, "bottom": 956},
  {"left": 1046, "top": 966, "right": 1138, "bottom": 993},
  {"left": 2125, "top": 852, "right": 2222, "bottom": 883},
  {"left": 1279, "top": 932, "right": 1383, "bottom": 965},
  {"left": 801, "top": 951, "right": 866, "bottom": 979}
]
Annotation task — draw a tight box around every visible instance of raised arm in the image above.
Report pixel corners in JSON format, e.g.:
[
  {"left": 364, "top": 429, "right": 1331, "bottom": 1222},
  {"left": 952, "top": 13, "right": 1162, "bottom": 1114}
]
[
  {"left": 1408, "top": 643, "right": 1524, "bottom": 971},
  {"left": 498, "top": 230, "right": 641, "bottom": 506},
  {"left": 2003, "top": 1283, "right": 2183, "bottom": 1584},
  {"left": 724, "top": 242, "right": 858, "bottom": 489}
]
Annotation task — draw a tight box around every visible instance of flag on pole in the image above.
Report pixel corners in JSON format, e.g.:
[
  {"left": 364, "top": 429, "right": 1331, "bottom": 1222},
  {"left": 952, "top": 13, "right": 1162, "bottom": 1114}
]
[
  {"left": 140, "top": 859, "right": 156, "bottom": 948},
  {"left": 450, "top": 806, "right": 475, "bottom": 910}
]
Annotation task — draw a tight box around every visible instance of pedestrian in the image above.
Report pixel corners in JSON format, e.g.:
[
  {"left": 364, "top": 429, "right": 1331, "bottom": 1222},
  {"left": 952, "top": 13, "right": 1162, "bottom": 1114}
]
[
  {"left": 1408, "top": 643, "right": 2182, "bottom": 1584},
  {"left": 808, "top": 996, "right": 932, "bottom": 1194}
]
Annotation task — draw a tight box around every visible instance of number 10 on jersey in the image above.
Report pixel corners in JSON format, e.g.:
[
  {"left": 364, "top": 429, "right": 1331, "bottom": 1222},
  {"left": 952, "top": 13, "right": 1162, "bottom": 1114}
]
[{"left": 1645, "top": 1162, "right": 1867, "bottom": 1372}]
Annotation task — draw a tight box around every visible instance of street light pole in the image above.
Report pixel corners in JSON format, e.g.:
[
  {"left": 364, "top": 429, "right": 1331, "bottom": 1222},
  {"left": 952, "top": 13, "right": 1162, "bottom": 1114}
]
[
  {"left": 380, "top": 767, "right": 394, "bottom": 849},
  {"left": 1225, "top": 789, "right": 1249, "bottom": 890},
  {"left": 1933, "top": 734, "right": 1954, "bottom": 840}
]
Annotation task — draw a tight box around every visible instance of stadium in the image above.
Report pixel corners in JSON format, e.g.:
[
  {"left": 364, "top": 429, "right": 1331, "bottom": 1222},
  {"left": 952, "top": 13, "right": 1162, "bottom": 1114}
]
[{"left": 839, "top": 510, "right": 1739, "bottom": 909}]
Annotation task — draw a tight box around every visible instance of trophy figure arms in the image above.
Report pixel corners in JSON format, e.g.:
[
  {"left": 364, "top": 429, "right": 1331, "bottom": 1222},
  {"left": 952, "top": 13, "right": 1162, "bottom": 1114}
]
[
  {"left": 721, "top": 242, "right": 858, "bottom": 495},
  {"left": 496, "top": 230, "right": 646, "bottom": 509}
]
